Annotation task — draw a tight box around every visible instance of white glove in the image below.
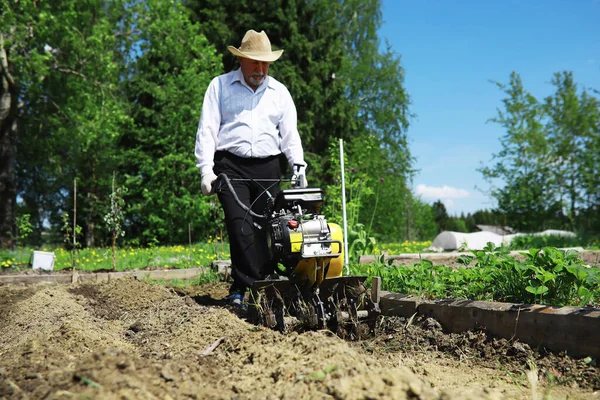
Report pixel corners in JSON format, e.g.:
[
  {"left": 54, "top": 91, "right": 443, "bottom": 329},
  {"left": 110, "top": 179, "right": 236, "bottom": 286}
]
[
  {"left": 201, "top": 171, "right": 218, "bottom": 196},
  {"left": 293, "top": 165, "right": 308, "bottom": 188}
]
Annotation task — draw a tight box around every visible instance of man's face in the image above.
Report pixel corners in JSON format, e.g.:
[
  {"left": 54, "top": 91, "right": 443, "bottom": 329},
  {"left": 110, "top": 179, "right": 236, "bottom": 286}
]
[{"left": 239, "top": 57, "right": 270, "bottom": 90}]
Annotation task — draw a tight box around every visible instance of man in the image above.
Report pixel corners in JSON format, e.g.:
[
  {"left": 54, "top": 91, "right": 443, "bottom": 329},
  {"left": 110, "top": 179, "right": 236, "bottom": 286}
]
[{"left": 195, "top": 30, "right": 307, "bottom": 308}]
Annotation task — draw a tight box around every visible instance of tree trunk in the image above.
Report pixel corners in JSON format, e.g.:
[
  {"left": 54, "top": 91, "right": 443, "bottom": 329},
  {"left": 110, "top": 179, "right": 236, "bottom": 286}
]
[{"left": 0, "top": 35, "right": 18, "bottom": 249}]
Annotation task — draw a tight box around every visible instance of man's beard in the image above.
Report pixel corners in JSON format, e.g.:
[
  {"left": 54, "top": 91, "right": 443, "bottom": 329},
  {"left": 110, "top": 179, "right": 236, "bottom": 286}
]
[{"left": 249, "top": 74, "right": 265, "bottom": 87}]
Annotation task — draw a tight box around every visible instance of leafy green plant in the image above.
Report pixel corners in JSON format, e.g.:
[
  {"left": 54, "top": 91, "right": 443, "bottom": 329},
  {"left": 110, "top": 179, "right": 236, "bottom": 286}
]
[
  {"left": 522, "top": 247, "right": 598, "bottom": 306},
  {"left": 104, "top": 172, "right": 127, "bottom": 271},
  {"left": 508, "top": 234, "right": 583, "bottom": 250},
  {"left": 61, "top": 212, "right": 82, "bottom": 270},
  {"left": 351, "top": 245, "right": 600, "bottom": 307},
  {"left": 8, "top": 214, "right": 34, "bottom": 268},
  {"left": 15, "top": 214, "right": 33, "bottom": 249},
  {"left": 145, "top": 237, "right": 161, "bottom": 268},
  {"left": 348, "top": 223, "right": 377, "bottom": 263}
]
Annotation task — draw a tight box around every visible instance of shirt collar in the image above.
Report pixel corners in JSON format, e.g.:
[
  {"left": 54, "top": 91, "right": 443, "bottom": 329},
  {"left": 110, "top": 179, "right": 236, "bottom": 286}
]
[{"left": 230, "top": 68, "right": 274, "bottom": 92}]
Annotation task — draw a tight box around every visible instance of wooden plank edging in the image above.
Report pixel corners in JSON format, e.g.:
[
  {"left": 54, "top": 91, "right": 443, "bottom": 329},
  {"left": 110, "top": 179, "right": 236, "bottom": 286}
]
[{"left": 380, "top": 291, "right": 600, "bottom": 359}]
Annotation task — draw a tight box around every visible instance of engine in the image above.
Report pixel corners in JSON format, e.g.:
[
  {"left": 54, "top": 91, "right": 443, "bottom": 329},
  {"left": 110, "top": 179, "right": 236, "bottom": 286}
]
[{"left": 266, "top": 188, "right": 343, "bottom": 277}]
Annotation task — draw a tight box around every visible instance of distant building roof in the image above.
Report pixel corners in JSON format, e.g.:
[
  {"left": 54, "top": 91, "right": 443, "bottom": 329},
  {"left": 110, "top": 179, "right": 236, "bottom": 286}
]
[{"left": 476, "top": 225, "right": 515, "bottom": 235}]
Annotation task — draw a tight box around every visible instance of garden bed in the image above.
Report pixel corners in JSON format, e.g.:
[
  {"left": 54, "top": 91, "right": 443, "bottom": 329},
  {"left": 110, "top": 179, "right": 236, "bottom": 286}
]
[
  {"left": 1, "top": 278, "right": 598, "bottom": 399},
  {"left": 2, "top": 251, "right": 600, "bottom": 359},
  {"left": 1, "top": 249, "right": 599, "bottom": 398},
  {"left": 380, "top": 292, "right": 600, "bottom": 359},
  {"left": 359, "top": 249, "right": 600, "bottom": 269}
]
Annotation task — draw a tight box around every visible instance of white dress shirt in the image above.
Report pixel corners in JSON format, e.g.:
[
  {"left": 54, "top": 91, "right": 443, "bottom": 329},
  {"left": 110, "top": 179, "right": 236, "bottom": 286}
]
[{"left": 195, "top": 68, "right": 306, "bottom": 177}]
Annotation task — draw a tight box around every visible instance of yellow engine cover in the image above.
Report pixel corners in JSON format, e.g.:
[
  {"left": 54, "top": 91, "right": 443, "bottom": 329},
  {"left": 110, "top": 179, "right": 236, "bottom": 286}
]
[{"left": 292, "top": 223, "right": 344, "bottom": 286}]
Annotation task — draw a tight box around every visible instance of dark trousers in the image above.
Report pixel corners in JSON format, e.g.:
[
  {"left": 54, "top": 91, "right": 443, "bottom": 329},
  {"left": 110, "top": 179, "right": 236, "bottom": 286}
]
[{"left": 213, "top": 151, "right": 282, "bottom": 294}]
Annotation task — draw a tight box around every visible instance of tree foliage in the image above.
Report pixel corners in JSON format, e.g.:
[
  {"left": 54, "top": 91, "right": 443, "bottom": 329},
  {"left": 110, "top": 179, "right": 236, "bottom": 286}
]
[
  {"left": 15, "top": 0, "right": 600, "bottom": 247},
  {"left": 119, "top": 0, "right": 223, "bottom": 244},
  {"left": 481, "top": 71, "right": 600, "bottom": 234},
  {"left": 480, "top": 72, "right": 561, "bottom": 231},
  {"left": 3, "top": 0, "right": 131, "bottom": 247},
  {"left": 185, "top": 0, "right": 416, "bottom": 240},
  {"left": 544, "top": 71, "right": 600, "bottom": 231},
  {"left": 0, "top": 0, "right": 225, "bottom": 247},
  {"left": 186, "top": 0, "right": 359, "bottom": 183}
]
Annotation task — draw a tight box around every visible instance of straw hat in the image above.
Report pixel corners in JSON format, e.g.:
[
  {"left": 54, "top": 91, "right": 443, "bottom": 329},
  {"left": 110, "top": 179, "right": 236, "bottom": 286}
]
[{"left": 227, "top": 30, "right": 283, "bottom": 62}]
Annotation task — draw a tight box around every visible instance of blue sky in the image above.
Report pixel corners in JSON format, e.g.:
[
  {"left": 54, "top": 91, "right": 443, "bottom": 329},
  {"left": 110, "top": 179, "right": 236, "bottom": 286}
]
[{"left": 379, "top": 0, "right": 600, "bottom": 216}]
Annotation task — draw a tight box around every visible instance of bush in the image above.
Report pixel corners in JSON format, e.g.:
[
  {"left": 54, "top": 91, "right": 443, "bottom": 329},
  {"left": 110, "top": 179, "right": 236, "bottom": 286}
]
[{"left": 508, "top": 234, "right": 586, "bottom": 250}]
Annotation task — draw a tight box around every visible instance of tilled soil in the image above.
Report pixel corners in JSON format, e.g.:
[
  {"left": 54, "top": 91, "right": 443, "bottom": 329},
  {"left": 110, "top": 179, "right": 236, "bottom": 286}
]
[{"left": 0, "top": 278, "right": 598, "bottom": 400}]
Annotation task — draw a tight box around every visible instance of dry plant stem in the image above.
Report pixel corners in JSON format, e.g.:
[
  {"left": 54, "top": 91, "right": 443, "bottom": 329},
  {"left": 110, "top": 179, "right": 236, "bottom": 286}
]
[
  {"left": 513, "top": 307, "right": 521, "bottom": 339},
  {"left": 7, "top": 379, "right": 23, "bottom": 394},
  {"left": 526, "top": 358, "right": 539, "bottom": 400},
  {"left": 200, "top": 336, "right": 226, "bottom": 357}
]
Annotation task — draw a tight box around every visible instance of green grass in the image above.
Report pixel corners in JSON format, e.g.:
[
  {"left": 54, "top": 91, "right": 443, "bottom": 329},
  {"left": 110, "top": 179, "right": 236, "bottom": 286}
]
[
  {"left": 372, "top": 240, "right": 432, "bottom": 254},
  {"left": 1, "top": 242, "right": 230, "bottom": 272},
  {"left": 2, "top": 237, "right": 594, "bottom": 272}
]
